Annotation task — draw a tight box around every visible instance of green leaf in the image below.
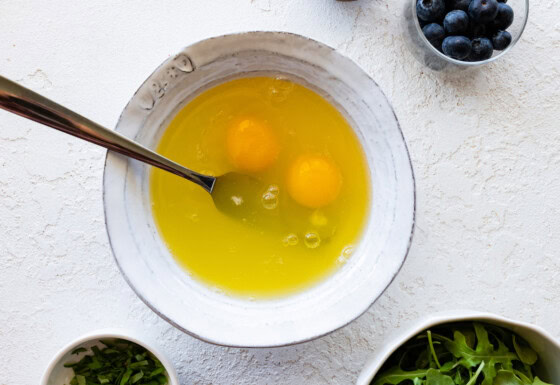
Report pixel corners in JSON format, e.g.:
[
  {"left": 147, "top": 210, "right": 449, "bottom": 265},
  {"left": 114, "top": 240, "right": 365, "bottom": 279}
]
[
  {"left": 87, "top": 356, "right": 102, "bottom": 370},
  {"left": 462, "top": 329, "right": 476, "bottom": 349},
  {"left": 371, "top": 323, "right": 545, "bottom": 385},
  {"left": 427, "top": 331, "right": 442, "bottom": 369},
  {"left": 466, "top": 361, "right": 485, "bottom": 385},
  {"left": 150, "top": 367, "right": 164, "bottom": 377},
  {"left": 129, "top": 360, "right": 149, "bottom": 368},
  {"left": 373, "top": 367, "right": 431, "bottom": 385},
  {"left": 65, "top": 341, "right": 168, "bottom": 385},
  {"left": 71, "top": 347, "right": 88, "bottom": 355},
  {"left": 426, "top": 368, "right": 453, "bottom": 385},
  {"left": 494, "top": 370, "right": 524, "bottom": 385},
  {"left": 513, "top": 369, "right": 534, "bottom": 385},
  {"left": 533, "top": 377, "right": 553, "bottom": 385},
  {"left": 120, "top": 368, "right": 133, "bottom": 385},
  {"left": 413, "top": 377, "right": 425, "bottom": 385},
  {"left": 512, "top": 336, "right": 538, "bottom": 365},
  {"left": 131, "top": 370, "right": 144, "bottom": 383}
]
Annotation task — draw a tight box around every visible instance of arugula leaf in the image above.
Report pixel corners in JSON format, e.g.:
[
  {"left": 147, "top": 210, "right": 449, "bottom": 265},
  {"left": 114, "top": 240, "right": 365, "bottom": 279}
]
[
  {"left": 513, "top": 336, "right": 538, "bottom": 365},
  {"left": 426, "top": 368, "right": 454, "bottom": 385},
  {"left": 373, "top": 367, "right": 433, "bottom": 385},
  {"left": 371, "top": 322, "right": 551, "bottom": 385},
  {"left": 534, "top": 377, "right": 554, "bottom": 385},
  {"left": 494, "top": 370, "right": 524, "bottom": 385}
]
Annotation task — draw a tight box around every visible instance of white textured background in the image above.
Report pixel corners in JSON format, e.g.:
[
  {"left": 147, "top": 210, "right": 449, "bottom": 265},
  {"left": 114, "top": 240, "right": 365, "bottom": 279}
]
[{"left": 1, "top": 1, "right": 559, "bottom": 384}]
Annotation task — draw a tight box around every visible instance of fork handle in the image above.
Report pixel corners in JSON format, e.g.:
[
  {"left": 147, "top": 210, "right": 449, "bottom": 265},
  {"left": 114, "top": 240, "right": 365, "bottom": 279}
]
[{"left": 0, "top": 75, "right": 215, "bottom": 192}]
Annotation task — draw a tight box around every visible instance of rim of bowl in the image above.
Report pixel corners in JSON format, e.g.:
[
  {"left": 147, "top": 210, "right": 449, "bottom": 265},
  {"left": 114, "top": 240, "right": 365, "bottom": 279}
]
[
  {"left": 357, "top": 310, "right": 560, "bottom": 385},
  {"left": 103, "top": 31, "right": 417, "bottom": 347},
  {"left": 412, "top": 0, "right": 529, "bottom": 67},
  {"left": 40, "top": 328, "right": 179, "bottom": 385}
]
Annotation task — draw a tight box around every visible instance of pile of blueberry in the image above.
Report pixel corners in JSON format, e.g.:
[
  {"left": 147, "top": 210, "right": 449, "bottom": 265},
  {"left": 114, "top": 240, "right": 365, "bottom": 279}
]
[{"left": 417, "top": 0, "right": 514, "bottom": 61}]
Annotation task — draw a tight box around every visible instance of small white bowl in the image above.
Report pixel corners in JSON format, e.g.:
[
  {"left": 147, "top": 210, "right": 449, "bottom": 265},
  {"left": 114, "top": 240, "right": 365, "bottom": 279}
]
[
  {"left": 104, "top": 31, "right": 415, "bottom": 347},
  {"left": 357, "top": 310, "right": 560, "bottom": 385},
  {"left": 41, "top": 329, "right": 179, "bottom": 385}
]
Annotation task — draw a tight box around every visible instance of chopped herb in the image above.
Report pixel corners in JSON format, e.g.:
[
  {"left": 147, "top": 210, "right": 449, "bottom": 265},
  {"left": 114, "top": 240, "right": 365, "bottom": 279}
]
[
  {"left": 71, "top": 347, "right": 88, "bottom": 355},
  {"left": 64, "top": 339, "right": 168, "bottom": 385},
  {"left": 372, "top": 322, "right": 554, "bottom": 385}
]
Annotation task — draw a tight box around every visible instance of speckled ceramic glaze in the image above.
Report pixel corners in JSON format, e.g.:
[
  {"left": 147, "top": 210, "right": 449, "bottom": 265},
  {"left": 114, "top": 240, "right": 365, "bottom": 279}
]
[
  {"left": 357, "top": 310, "right": 560, "bottom": 385},
  {"left": 103, "top": 32, "right": 415, "bottom": 347}
]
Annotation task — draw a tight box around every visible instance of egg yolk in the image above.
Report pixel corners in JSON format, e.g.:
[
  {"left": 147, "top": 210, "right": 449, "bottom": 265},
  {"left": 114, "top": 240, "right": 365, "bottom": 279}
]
[
  {"left": 226, "top": 118, "right": 279, "bottom": 172},
  {"left": 287, "top": 155, "right": 342, "bottom": 208}
]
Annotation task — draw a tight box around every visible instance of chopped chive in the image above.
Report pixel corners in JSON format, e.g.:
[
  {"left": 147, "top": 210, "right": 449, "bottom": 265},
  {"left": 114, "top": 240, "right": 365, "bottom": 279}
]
[
  {"left": 71, "top": 347, "right": 88, "bottom": 355},
  {"left": 131, "top": 370, "right": 144, "bottom": 384}
]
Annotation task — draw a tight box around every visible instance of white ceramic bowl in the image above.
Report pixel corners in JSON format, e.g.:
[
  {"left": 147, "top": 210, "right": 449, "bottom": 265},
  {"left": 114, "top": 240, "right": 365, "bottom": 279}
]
[
  {"left": 103, "top": 31, "right": 415, "bottom": 347},
  {"left": 357, "top": 310, "right": 560, "bottom": 385},
  {"left": 41, "top": 329, "right": 179, "bottom": 385}
]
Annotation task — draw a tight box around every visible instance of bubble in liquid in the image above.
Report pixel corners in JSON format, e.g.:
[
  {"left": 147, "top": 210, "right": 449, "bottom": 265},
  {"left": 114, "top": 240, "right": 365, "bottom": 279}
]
[
  {"left": 267, "top": 77, "right": 295, "bottom": 103},
  {"left": 282, "top": 233, "right": 299, "bottom": 247},
  {"left": 189, "top": 213, "right": 200, "bottom": 223},
  {"left": 304, "top": 232, "right": 321, "bottom": 249},
  {"left": 342, "top": 245, "right": 355, "bottom": 258},
  {"left": 338, "top": 245, "right": 355, "bottom": 263},
  {"left": 195, "top": 144, "right": 205, "bottom": 161},
  {"left": 310, "top": 210, "right": 328, "bottom": 227},
  {"left": 262, "top": 192, "right": 278, "bottom": 210},
  {"left": 267, "top": 184, "right": 279, "bottom": 195},
  {"left": 262, "top": 185, "right": 280, "bottom": 210},
  {"left": 231, "top": 195, "right": 244, "bottom": 206}
]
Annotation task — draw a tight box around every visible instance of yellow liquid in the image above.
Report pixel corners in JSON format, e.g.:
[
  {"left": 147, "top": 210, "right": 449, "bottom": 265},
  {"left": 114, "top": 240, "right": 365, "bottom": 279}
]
[{"left": 150, "top": 77, "right": 370, "bottom": 297}]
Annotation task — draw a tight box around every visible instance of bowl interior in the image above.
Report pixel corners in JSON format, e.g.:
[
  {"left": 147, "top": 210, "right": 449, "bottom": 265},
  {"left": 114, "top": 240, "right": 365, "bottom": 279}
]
[
  {"left": 45, "top": 339, "right": 106, "bottom": 385},
  {"left": 357, "top": 312, "right": 560, "bottom": 385},
  {"left": 103, "top": 32, "right": 415, "bottom": 347}
]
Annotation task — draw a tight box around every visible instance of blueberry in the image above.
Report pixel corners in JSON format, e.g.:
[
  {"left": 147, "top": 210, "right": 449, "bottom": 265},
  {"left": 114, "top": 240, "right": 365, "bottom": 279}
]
[
  {"left": 417, "top": 0, "right": 446, "bottom": 22},
  {"left": 493, "top": 3, "right": 514, "bottom": 29},
  {"left": 446, "top": 0, "right": 472, "bottom": 12},
  {"left": 423, "top": 23, "right": 446, "bottom": 50},
  {"left": 468, "top": 37, "right": 494, "bottom": 60},
  {"left": 469, "top": 23, "right": 487, "bottom": 37},
  {"left": 468, "top": 0, "right": 499, "bottom": 23},
  {"left": 492, "top": 30, "right": 512, "bottom": 50},
  {"left": 442, "top": 36, "right": 472, "bottom": 59},
  {"left": 444, "top": 10, "right": 469, "bottom": 35}
]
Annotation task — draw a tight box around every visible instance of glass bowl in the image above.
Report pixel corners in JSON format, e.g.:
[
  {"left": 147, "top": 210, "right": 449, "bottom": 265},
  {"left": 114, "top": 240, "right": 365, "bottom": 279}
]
[
  {"left": 403, "top": 0, "right": 529, "bottom": 71},
  {"left": 103, "top": 32, "right": 415, "bottom": 347}
]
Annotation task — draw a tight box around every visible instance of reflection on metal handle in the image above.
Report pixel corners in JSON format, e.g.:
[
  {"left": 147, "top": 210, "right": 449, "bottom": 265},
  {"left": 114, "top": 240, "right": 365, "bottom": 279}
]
[{"left": 0, "top": 75, "right": 215, "bottom": 193}]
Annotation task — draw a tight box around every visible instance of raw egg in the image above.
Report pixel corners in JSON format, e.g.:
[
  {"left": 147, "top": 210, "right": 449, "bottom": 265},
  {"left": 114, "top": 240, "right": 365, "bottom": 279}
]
[
  {"left": 150, "top": 77, "right": 370, "bottom": 297},
  {"left": 286, "top": 155, "right": 342, "bottom": 208},
  {"left": 226, "top": 117, "right": 279, "bottom": 172}
]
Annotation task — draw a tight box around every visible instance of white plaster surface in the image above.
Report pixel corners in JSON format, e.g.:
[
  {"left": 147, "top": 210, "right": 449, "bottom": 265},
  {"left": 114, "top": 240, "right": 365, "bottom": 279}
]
[{"left": 0, "top": 1, "right": 559, "bottom": 384}]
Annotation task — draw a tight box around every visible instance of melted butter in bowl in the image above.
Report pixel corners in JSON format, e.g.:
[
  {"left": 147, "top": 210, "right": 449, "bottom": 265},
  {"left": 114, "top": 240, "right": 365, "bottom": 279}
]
[{"left": 150, "top": 76, "right": 371, "bottom": 298}]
